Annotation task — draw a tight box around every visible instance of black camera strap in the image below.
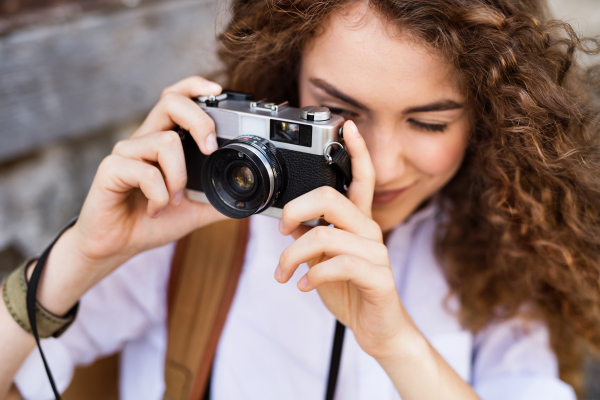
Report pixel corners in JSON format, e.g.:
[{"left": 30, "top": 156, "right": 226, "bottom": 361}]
[
  {"left": 328, "top": 145, "right": 353, "bottom": 191},
  {"left": 325, "top": 320, "right": 346, "bottom": 400},
  {"left": 26, "top": 216, "right": 79, "bottom": 400},
  {"left": 200, "top": 320, "right": 345, "bottom": 400},
  {"left": 26, "top": 218, "right": 346, "bottom": 400}
]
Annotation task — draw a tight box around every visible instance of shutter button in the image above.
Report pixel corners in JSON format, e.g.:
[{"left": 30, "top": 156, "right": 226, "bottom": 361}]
[{"left": 300, "top": 106, "right": 331, "bottom": 121}]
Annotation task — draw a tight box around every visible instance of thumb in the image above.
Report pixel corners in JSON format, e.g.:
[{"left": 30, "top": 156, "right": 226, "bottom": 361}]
[{"left": 174, "top": 197, "right": 228, "bottom": 231}]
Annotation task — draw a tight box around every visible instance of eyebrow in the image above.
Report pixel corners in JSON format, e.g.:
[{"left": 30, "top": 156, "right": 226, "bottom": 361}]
[
  {"left": 309, "top": 77, "right": 463, "bottom": 115},
  {"left": 309, "top": 78, "right": 368, "bottom": 110},
  {"left": 403, "top": 100, "right": 463, "bottom": 114}
]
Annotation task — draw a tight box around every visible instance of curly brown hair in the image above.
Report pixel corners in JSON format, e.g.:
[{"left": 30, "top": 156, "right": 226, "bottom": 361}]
[{"left": 216, "top": 0, "right": 600, "bottom": 392}]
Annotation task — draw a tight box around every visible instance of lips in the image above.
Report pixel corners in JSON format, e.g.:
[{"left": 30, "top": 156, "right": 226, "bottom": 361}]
[{"left": 372, "top": 185, "right": 414, "bottom": 206}]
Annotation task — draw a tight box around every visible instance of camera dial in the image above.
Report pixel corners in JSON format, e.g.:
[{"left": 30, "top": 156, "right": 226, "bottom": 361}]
[
  {"left": 201, "top": 136, "right": 287, "bottom": 218},
  {"left": 300, "top": 106, "right": 331, "bottom": 121}
]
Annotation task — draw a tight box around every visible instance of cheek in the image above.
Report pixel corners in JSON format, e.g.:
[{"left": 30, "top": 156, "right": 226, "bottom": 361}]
[{"left": 404, "top": 123, "right": 469, "bottom": 177}]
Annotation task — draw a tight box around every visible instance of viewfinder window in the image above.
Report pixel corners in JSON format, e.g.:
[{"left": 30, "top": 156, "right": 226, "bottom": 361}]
[
  {"left": 271, "top": 120, "right": 300, "bottom": 145},
  {"left": 270, "top": 119, "right": 312, "bottom": 147}
]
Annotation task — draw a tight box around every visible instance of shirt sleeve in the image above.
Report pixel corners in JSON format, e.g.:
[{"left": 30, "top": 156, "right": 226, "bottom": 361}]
[
  {"left": 472, "top": 316, "right": 576, "bottom": 400},
  {"left": 13, "top": 242, "right": 175, "bottom": 399}
]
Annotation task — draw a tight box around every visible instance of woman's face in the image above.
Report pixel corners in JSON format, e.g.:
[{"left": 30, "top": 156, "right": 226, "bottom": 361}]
[{"left": 299, "top": 6, "right": 471, "bottom": 232}]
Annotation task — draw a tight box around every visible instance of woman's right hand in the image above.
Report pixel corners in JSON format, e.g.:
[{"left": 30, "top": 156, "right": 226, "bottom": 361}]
[
  {"left": 0, "top": 76, "right": 227, "bottom": 396},
  {"left": 31, "top": 76, "right": 229, "bottom": 316},
  {"left": 73, "top": 76, "right": 227, "bottom": 266}
]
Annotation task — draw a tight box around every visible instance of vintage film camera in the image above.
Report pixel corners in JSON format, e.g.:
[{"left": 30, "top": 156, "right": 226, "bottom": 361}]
[{"left": 178, "top": 91, "right": 352, "bottom": 225}]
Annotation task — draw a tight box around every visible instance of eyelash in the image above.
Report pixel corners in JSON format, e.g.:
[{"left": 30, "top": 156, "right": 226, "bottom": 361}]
[
  {"left": 407, "top": 119, "right": 447, "bottom": 133},
  {"left": 326, "top": 107, "right": 448, "bottom": 133},
  {"left": 327, "top": 107, "right": 358, "bottom": 118}
]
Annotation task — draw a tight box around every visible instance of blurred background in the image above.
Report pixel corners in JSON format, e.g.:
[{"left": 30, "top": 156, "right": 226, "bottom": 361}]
[{"left": 0, "top": 0, "right": 599, "bottom": 397}]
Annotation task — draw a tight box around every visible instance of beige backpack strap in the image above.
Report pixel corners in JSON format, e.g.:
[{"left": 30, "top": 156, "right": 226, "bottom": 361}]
[
  {"left": 164, "top": 218, "right": 249, "bottom": 400},
  {"left": 4, "top": 385, "right": 23, "bottom": 400}
]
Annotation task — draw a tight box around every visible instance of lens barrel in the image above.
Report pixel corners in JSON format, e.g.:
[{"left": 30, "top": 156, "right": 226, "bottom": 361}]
[{"left": 201, "top": 136, "right": 286, "bottom": 218}]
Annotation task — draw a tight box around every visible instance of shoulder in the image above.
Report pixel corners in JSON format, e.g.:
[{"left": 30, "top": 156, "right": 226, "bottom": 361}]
[
  {"left": 389, "top": 204, "right": 575, "bottom": 398},
  {"left": 471, "top": 315, "right": 576, "bottom": 399}
]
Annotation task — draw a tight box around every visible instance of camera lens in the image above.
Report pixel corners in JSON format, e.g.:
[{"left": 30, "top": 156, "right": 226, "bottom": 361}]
[
  {"left": 230, "top": 165, "right": 255, "bottom": 192},
  {"left": 202, "top": 135, "right": 287, "bottom": 218}
]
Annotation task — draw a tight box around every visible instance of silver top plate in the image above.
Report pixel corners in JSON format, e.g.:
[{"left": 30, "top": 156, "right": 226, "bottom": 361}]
[{"left": 196, "top": 98, "right": 345, "bottom": 156}]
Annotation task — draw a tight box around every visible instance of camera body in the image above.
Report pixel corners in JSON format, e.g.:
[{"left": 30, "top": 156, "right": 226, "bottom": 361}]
[{"left": 179, "top": 91, "right": 350, "bottom": 224}]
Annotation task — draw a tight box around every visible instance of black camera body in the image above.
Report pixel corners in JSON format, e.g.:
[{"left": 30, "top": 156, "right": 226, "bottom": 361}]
[{"left": 179, "top": 91, "right": 351, "bottom": 224}]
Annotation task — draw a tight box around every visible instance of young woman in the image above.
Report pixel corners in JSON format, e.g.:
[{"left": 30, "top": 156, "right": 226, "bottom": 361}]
[{"left": 2, "top": 0, "right": 599, "bottom": 399}]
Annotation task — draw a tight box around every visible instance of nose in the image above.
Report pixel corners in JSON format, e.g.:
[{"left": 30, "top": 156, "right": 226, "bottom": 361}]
[{"left": 361, "top": 123, "right": 405, "bottom": 187}]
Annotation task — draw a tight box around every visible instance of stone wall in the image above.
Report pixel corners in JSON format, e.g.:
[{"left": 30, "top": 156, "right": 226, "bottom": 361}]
[{"left": 0, "top": 0, "right": 224, "bottom": 274}]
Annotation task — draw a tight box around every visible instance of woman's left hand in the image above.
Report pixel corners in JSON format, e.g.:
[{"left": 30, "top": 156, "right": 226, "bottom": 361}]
[{"left": 276, "top": 120, "right": 412, "bottom": 361}]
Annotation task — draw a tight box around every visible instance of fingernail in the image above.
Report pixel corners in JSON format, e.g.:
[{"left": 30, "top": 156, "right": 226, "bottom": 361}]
[
  {"left": 278, "top": 219, "right": 284, "bottom": 234},
  {"left": 172, "top": 190, "right": 183, "bottom": 206},
  {"left": 203, "top": 80, "right": 221, "bottom": 90},
  {"left": 154, "top": 209, "right": 163, "bottom": 218},
  {"left": 349, "top": 121, "right": 361, "bottom": 137},
  {"left": 298, "top": 275, "right": 309, "bottom": 290},
  {"left": 205, "top": 134, "right": 218, "bottom": 153},
  {"left": 274, "top": 264, "right": 282, "bottom": 281}
]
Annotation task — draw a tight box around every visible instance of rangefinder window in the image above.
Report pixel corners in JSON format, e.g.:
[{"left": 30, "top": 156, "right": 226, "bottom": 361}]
[
  {"left": 270, "top": 120, "right": 313, "bottom": 147},
  {"left": 271, "top": 120, "right": 300, "bottom": 144}
]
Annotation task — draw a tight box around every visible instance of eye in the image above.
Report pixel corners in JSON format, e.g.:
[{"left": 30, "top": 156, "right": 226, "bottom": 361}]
[
  {"left": 327, "top": 107, "right": 358, "bottom": 119},
  {"left": 407, "top": 118, "right": 447, "bottom": 133}
]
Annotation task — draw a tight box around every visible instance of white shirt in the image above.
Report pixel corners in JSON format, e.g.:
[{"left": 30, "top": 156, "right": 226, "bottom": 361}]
[{"left": 15, "top": 204, "right": 576, "bottom": 400}]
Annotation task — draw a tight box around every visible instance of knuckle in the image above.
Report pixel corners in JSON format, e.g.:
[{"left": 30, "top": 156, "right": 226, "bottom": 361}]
[
  {"left": 161, "top": 86, "right": 173, "bottom": 98},
  {"left": 160, "top": 91, "right": 180, "bottom": 105},
  {"left": 160, "top": 130, "right": 180, "bottom": 147},
  {"left": 368, "top": 220, "right": 383, "bottom": 240},
  {"left": 375, "top": 242, "right": 389, "bottom": 260},
  {"left": 99, "top": 154, "right": 120, "bottom": 171},
  {"left": 312, "top": 226, "right": 332, "bottom": 242},
  {"left": 279, "top": 248, "right": 293, "bottom": 268},
  {"left": 112, "top": 139, "right": 128, "bottom": 154},
  {"left": 281, "top": 204, "right": 296, "bottom": 223},
  {"left": 317, "top": 186, "right": 339, "bottom": 204},
  {"left": 342, "top": 254, "right": 360, "bottom": 271},
  {"left": 144, "top": 165, "right": 163, "bottom": 182}
]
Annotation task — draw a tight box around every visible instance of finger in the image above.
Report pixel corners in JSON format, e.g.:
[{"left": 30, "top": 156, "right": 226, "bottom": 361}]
[
  {"left": 98, "top": 155, "right": 169, "bottom": 217},
  {"left": 279, "top": 186, "right": 382, "bottom": 241},
  {"left": 297, "top": 255, "right": 394, "bottom": 294},
  {"left": 159, "top": 196, "right": 228, "bottom": 232},
  {"left": 289, "top": 224, "right": 311, "bottom": 241},
  {"left": 343, "top": 120, "right": 376, "bottom": 216},
  {"left": 112, "top": 131, "right": 187, "bottom": 206},
  {"left": 277, "top": 226, "right": 389, "bottom": 282},
  {"left": 161, "top": 76, "right": 222, "bottom": 99},
  {"left": 133, "top": 93, "right": 218, "bottom": 156}
]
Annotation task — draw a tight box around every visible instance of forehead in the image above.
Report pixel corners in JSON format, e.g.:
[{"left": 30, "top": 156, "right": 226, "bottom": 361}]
[{"left": 301, "top": 5, "right": 463, "bottom": 106}]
